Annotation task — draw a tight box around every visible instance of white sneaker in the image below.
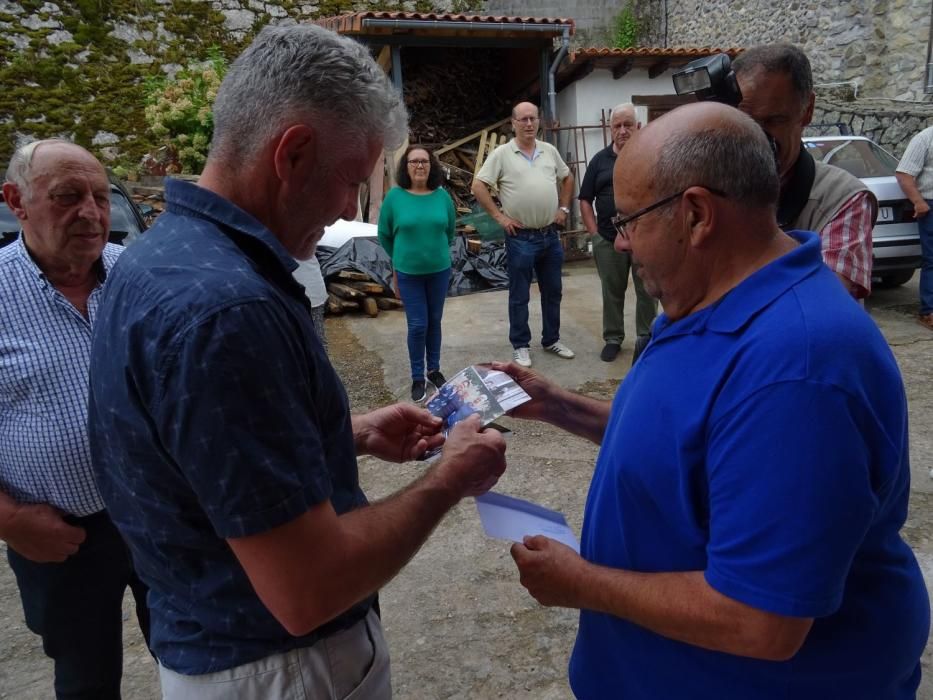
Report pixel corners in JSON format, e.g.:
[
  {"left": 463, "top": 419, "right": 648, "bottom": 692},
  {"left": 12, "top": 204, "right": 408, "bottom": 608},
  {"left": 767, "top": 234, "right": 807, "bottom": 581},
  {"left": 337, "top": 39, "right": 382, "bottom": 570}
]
[
  {"left": 512, "top": 347, "right": 532, "bottom": 367},
  {"left": 544, "top": 341, "right": 575, "bottom": 359}
]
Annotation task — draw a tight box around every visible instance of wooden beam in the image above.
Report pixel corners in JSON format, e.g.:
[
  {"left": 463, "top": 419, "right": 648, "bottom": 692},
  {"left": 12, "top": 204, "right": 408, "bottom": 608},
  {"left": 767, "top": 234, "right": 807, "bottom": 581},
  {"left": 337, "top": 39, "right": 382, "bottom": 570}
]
[
  {"left": 612, "top": 59, "right": 634, "bottom": 80},
  {"left": 376, "top": 45, "right": 391, "bottom": 74},
  {"left": 648, "top": 60, "right": 671, "bottom": 79},
  {"left": 434, "top": 117, "right": 511, "bottom": 156}
]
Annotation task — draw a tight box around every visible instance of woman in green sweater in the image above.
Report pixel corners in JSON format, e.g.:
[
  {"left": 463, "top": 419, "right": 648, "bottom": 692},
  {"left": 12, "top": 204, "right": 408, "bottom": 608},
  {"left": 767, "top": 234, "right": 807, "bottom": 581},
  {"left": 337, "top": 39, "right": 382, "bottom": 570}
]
[{"left": 378, "top": 145, "right": 456, "bottom": 402}]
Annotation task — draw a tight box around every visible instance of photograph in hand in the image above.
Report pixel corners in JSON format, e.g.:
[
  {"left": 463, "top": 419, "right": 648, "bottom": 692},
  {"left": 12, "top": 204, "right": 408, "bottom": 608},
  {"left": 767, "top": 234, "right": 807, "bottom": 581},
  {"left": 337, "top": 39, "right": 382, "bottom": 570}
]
[{"left": 420, "top": 365, "right": 530, "bottom": 460}]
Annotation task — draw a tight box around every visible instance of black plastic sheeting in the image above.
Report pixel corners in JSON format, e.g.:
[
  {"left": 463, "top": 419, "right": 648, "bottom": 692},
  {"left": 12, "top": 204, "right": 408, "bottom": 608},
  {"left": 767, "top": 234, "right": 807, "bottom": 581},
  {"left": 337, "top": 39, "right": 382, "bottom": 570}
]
[{"left": 317, "top": 236, "right": 508, "bottom": 297}]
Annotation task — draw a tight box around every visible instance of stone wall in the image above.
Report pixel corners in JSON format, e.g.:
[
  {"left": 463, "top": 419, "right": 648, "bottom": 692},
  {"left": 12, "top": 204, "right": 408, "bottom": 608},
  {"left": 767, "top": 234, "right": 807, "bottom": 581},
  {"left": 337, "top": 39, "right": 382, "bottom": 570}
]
[
  {"left": 0, "top": 0, "right": 456, "bottom": 167},
  {"left": 663, "top": 0, "right": 931, "bottom": 102},
  {"left": 811, "top": 94, "right": 933, "bottom": 158}
]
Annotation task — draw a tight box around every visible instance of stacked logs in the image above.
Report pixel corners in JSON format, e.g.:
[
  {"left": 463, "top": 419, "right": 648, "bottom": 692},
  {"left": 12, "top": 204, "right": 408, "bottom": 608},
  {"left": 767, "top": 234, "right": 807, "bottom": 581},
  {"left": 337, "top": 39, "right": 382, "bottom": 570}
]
[{"left": 325, "top": 270, "right": 403, "bottom": 318}]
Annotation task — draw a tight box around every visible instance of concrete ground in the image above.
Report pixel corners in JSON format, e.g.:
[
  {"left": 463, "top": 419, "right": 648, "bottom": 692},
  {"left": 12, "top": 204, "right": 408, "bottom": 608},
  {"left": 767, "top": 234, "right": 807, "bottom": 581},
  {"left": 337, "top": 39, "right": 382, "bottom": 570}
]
[{"left": 1, "top": 260, "right": 931, "bottom": 698}]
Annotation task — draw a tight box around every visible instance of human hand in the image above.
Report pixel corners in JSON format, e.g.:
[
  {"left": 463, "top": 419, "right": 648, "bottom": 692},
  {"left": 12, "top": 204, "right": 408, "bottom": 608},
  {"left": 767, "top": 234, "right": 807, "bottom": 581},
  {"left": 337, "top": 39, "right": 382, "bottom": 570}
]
[
  {"left": 554, "top": 209, "right": 568, "bottom": 228},
  {"left": 354, "top": 403, "right": 444, "bottom": 462},
  {"left": 511, "top": 535, "right": 588, "bottom": 608},
  {"left": 487, "top": 361, "right": 561, "bottom": 423},
  {"left": 913, "top": 200, "right": 930, "bottom": 218},
  {"left": 1, "top": 504, "right": 86, "bottom": 563},
  {"left": 434, "top": 414, "right": 507, "bottom": 497},
  {"left": 496, "top": 213, "right": 525, "bottom": 236}
]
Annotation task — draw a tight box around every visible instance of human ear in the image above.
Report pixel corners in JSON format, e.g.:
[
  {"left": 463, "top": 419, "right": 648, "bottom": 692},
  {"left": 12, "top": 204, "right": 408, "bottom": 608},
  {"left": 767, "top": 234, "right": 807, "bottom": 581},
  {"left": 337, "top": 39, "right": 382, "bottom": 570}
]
[
  {"left": 272, "top": 124, "right": 316, "bottom": 185},
  {"left": 1, "top": 182, "right": 27, "bottom": 221},
  {"left": 681, "top": 187, "right": 715, "bottom": 246}
]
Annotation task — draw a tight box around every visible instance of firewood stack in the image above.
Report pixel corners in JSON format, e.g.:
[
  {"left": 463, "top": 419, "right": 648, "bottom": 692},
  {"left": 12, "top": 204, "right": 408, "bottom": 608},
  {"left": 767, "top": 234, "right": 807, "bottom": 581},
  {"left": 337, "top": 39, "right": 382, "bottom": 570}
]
[
  {"left": 401, "top": 47, "right": 513, "bottom": 208},
  {"left": 325, "top": 270, "right": 403, "bottom": 317}
]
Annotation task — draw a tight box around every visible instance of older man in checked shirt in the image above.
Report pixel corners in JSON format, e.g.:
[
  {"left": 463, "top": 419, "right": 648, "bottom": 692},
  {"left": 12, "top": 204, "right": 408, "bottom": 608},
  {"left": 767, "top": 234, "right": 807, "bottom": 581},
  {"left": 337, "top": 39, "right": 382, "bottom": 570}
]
[
  {"left": 733, "top": 43, "right": 876, "bottom": 299},
  {"left": 0, "top": 139, "right": 149, "bottom": 700}
]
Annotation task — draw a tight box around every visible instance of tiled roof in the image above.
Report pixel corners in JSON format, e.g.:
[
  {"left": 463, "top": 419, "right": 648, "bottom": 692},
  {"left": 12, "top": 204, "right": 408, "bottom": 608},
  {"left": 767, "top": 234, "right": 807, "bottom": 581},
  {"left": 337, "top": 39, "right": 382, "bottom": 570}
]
[
  {"left": 318, "top": 11, "right": 574, "bottom": 35},
  {"left": 572, "top": 47, "right": 742, "bottom": 60}
]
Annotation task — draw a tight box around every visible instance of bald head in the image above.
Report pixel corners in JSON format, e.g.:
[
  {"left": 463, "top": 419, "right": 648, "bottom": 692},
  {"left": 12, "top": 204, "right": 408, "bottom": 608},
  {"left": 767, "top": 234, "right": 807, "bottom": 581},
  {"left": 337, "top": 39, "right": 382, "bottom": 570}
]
[
  {"left": 6, "top": 139, "right": 104, "bottom": 200},
  {"left": 2, "top": 139, "right": 110, "bottom": 276},
  {"left": 617, "top": 102, "right": 779, "bottom": 212}
]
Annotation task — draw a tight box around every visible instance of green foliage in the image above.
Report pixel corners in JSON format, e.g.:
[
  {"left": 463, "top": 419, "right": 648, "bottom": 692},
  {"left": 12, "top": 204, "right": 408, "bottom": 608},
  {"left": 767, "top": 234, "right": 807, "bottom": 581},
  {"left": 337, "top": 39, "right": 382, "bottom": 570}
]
[
  {"left": 612, "top": 3, "right": 642, "bottom": 49},
  {"left": 143, "top": 47, "right": 227, "bottom": 173}
]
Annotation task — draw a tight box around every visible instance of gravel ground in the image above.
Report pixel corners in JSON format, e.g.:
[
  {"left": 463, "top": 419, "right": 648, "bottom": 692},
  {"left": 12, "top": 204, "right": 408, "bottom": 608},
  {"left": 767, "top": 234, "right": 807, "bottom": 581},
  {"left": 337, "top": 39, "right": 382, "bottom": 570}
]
[{"left": 1, "top": 302, "right": 931, "bottom": 698}]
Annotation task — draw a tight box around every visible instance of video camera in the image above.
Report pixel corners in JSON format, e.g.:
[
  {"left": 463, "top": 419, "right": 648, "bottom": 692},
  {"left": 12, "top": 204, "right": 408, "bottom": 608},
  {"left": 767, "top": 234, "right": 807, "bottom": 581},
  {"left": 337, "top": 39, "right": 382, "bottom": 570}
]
[{"left": 671, "top": 54, "right": 742, "bottom": 106}]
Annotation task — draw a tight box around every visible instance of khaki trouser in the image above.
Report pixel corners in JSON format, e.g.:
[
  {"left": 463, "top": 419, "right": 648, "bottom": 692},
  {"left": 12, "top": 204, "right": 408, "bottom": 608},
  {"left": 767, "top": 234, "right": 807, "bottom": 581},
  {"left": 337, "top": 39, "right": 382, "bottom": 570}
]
[
  {"left": 159, "top": 609, "right": 390, "bottom": 699},
  {"left": 592, "top": 235, "right": 657, "bottom": 343}
]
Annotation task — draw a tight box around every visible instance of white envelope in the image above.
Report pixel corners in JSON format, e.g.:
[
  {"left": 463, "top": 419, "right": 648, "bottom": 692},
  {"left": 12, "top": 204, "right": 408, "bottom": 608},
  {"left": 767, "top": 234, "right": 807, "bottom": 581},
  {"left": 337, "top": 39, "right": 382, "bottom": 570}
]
[{"left": 475, "top": 492, "right": 580, "bottom": 553}]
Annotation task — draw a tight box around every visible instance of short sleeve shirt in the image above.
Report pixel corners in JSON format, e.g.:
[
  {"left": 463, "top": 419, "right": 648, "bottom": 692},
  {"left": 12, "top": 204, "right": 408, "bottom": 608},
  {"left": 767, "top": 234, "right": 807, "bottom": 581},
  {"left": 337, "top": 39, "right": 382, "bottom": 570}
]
[
  {"left": 475, "top": 138, "right": 570, "bottom": 229},
  {"left": 577, "top": 144, "right": 617, "bottom": 241},
  {"left": 87, "top": 179, "right": 373, "bottom": 674},
  {"left": 570, "top": 231, "right": 929, "bottom": 698},
  {"left": 896, "top": 126, "right": 933, "bottom": 198}
]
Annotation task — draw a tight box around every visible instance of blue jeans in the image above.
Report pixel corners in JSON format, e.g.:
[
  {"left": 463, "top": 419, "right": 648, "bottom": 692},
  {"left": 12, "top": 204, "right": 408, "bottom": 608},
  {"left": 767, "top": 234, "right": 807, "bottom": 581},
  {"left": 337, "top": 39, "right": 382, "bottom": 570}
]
[
  {"left": 7, "top": 510, "right": 150, "bottom": 700},
  {"left": 920, "top": 203, "right": 933, "bottom": 315},
  {"left": 505, "top": 228, "right": 563, "bottom": 348},
  {"left": 397, "top": 268, "right": 451, "bottom": 379}
]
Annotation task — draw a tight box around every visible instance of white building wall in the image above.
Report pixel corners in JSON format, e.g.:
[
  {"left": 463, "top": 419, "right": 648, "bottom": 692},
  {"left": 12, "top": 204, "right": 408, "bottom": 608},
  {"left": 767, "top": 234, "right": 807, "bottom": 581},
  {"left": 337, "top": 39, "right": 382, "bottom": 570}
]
[{"left": 552, "top": 65, "right": 684, "bottom": 215}]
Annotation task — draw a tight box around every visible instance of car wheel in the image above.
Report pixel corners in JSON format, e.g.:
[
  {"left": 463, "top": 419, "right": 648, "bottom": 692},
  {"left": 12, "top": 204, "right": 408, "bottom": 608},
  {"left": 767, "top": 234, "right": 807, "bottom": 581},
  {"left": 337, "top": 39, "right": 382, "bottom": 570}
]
[{"left": 876, "top": 270, "right": 915, "bottom": 288}]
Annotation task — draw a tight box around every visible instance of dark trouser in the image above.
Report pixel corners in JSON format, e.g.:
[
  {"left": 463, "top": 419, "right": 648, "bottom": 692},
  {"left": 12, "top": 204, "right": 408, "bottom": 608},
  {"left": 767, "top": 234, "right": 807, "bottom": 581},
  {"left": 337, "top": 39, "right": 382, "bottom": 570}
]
[
  {"left": 591, "top": 235, "right": 658, "bottom": 343},
  {"left": 920, "top": 203, "right": 933, "bottom": 315},
  {"left": 396, "top": 267, "right": 451, "bottom": 379},
  {"left": 505, "top": 227, "right": 563, "bottom": 348},
  {"left": 7, "top": 510, "right": 150, "bottom": 700}
]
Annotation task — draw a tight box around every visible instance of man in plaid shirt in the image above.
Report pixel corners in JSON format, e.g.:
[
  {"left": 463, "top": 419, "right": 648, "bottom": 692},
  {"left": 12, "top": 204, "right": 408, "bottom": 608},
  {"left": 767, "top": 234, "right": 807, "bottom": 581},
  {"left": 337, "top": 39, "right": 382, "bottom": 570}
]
[{"left": 734, "top": 44, "right": 875, "bottom": 299}]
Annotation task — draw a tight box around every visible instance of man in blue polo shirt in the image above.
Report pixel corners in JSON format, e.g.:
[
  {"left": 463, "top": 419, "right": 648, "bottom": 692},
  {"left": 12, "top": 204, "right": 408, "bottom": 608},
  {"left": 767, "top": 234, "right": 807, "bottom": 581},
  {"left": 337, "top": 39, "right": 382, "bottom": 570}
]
[
  {"left": 495, "top": 102, "right": 929, "bottom": 698},
  {"left": 87, "top": 25, "right": 507, "bottom": 698}
]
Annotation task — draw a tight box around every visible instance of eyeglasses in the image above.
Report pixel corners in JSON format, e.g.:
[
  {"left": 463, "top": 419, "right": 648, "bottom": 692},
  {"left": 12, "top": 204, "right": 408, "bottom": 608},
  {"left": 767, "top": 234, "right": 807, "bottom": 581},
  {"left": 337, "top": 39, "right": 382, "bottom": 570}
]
[
  {"left": 407, "top": 159, "right": 429, "bottom": 167},
  {"left": 512, "top": 116, "right": 539, "bottom": 125},
  {"left": 611, "top": 186, "right": 726, "bottom": 239}
]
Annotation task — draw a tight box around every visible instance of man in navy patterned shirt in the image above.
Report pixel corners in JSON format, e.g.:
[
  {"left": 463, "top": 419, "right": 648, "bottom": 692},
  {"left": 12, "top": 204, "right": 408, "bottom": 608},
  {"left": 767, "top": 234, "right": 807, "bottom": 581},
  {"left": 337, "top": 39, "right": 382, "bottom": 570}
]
[
  {"left": 88, "top": 25, "right": 507, "bottom": 699},
  {"left": 0, "top": 139, "right": 149, "bottom": 699}
]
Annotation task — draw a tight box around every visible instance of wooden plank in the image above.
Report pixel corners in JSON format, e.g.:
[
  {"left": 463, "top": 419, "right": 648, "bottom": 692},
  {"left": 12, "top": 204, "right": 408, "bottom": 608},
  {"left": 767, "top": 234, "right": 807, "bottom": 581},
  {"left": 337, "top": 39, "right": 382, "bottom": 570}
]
[
  {"left": 376, "top": 46, "right": 391, "bottom": 74},
  {"left": 375, "top": 296, "right": 404, "bottom": 310},
  {"left": 361, "top": 297, "right": 379, "bottom": 318},
  {"left": 327, "top": 282, "right": 367, "bottom": 300},
  {"left": 347, "top": 280, "right": 386, "bottom": 294},
  {"left": 337, "top": 270, "right": 372, "bottom": 282},
  {"left": 435, "top": 117, "right": 510, "bottom": 156},
  {"left": 612, "top": 59, "right": 634, "bottom": 80},
  {"left": 473, "top": 129, "right": 488, "bottom": 178}
]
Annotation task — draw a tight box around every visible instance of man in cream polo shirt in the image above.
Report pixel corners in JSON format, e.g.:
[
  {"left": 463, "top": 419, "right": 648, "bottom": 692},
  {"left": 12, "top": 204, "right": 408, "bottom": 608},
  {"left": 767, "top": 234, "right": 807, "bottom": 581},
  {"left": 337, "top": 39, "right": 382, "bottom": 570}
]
[{"left": 472, "top": 101, "right": 576, "bottom": 368}]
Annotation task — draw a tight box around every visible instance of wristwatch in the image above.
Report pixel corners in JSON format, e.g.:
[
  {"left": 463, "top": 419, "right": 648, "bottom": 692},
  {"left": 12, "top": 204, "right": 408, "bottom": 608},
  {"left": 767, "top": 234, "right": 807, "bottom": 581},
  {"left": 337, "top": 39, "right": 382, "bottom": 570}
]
[{"left": 558, "top": 206, "right": 570, "bottom": 214}]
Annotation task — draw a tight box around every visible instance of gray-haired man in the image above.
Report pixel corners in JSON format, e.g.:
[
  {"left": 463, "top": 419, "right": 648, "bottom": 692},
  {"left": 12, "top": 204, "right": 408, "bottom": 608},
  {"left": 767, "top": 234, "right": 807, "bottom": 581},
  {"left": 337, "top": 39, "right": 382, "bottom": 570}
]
[
  {"left": 578, "top": 103, "right": 658, "bottom": 362},
  {"left": 87, "top": 24, "right": 507, "bottom": 698}
]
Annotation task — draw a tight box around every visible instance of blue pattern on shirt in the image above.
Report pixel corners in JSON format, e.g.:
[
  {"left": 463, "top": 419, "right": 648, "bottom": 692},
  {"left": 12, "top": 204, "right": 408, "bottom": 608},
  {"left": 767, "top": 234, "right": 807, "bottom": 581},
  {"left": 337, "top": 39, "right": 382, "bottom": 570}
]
[
  {"left": 0, "top": 235, "right": 122, "bottom": 515},
  {"left": 87, "top": 179, "right": 373, "bottom": 674}
]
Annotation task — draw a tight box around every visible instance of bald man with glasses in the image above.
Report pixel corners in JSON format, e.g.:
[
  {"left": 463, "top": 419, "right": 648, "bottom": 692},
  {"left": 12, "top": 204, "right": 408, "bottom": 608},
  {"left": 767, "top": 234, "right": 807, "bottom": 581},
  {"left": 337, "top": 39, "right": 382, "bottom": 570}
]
[{"left": 492, "top": 101, "right": 928, "bottom": 699}]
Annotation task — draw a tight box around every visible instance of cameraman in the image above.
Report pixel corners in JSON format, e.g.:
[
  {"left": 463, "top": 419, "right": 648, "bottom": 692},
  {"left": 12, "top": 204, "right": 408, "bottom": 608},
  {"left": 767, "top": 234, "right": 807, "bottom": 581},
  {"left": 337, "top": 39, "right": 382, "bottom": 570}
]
[{"left": 732, "top": 44, "right": 876, "bottom": 299}]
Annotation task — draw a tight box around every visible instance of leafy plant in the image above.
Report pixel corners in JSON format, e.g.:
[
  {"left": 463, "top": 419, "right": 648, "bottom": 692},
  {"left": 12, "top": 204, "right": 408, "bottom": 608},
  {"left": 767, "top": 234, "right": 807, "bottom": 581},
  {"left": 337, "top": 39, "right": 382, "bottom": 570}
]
[
  {"left": 143, "top": 47, "right": 227, "bottom": 174},
  {"left": 612, "top": 3, "right": 641, "bottom": 50}
]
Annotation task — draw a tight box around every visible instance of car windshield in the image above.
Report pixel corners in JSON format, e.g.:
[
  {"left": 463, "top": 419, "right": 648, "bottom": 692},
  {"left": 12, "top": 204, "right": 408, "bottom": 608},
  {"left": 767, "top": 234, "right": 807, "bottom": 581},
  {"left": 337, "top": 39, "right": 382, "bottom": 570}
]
[
  {"left": 803, "top": 139, "right": 900, "bottom": 179},
  {"left": 0, "top": 185, "right": 143, "bottom": 245}
]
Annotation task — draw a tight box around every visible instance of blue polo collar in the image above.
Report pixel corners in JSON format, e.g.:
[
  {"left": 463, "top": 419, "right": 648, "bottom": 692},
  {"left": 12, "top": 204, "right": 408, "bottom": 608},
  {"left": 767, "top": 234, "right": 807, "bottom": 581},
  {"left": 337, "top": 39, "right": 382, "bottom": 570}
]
[{"left": 655, "top": 230, "right": 822, "bottom": 339}]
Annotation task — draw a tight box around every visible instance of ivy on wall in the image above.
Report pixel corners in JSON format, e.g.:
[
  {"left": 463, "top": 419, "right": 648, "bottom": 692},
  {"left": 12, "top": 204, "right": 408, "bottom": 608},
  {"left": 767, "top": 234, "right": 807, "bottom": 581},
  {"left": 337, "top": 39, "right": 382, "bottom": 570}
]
[{"left": 0, "top": 0, "right": 467, "bottom": 172}]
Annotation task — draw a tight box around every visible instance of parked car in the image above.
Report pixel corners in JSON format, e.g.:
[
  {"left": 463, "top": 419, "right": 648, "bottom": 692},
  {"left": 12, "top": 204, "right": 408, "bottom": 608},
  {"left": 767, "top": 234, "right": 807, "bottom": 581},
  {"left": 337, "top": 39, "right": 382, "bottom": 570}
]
[
  {"left": 802, "top": 135, "right": 920, "bottom": 287},
  {"left": 0, "top": 176, "right": 149, "bottom": 249}
]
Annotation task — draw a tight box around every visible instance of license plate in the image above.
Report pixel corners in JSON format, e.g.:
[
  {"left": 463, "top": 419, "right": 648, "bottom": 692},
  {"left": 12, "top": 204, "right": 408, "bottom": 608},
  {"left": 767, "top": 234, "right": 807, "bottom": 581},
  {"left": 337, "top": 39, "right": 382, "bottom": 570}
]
[{"left": 877, "top": 206, "right": 894, "bottom": 223}]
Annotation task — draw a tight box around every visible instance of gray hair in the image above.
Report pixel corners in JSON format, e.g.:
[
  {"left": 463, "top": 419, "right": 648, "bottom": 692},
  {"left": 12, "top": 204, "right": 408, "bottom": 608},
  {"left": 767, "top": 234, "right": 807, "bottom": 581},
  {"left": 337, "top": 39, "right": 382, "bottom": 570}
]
[
  {"left": 610, "top": 103, "right": 636, "bottom": 120},
  {"left": 5, "top": 138, "right": 76, "bottom": 198},
  {"left": 653, "top": 111, "right": 779, "bottom": 212},
  {"left": 732, "top": 44, "right": 813, "bottom": 108},
  {"left": 210, "top": 24, "right": 408, "bottom": 161}
]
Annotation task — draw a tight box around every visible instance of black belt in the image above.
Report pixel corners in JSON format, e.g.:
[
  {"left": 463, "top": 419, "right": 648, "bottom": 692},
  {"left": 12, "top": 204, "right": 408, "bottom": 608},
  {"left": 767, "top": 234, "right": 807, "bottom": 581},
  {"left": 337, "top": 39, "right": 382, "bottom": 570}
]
[{"left": 516, "top": 225, "right": 556, "bottom": 234}]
